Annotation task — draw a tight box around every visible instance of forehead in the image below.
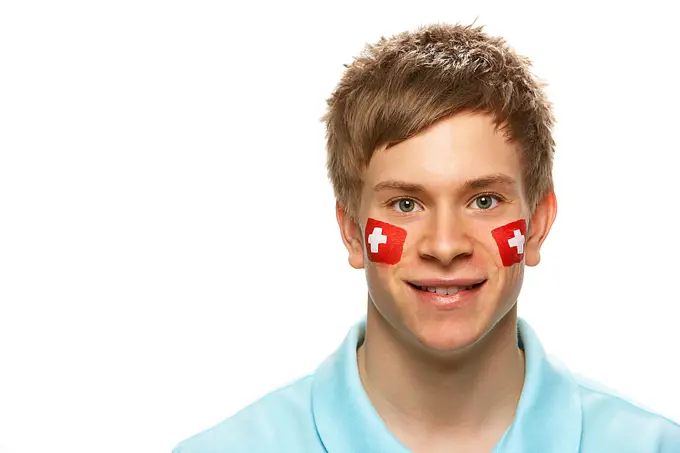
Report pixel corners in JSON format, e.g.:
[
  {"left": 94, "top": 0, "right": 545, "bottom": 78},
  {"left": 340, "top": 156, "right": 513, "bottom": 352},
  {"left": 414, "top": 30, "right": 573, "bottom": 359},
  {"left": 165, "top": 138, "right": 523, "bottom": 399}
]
[{"left": 365, "top": 112, "right": 523, "bottom": 189}]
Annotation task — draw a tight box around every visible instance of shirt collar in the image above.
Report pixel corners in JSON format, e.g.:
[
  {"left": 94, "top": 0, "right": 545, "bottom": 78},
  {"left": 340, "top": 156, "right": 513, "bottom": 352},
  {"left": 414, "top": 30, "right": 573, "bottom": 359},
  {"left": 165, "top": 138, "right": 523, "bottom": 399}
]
[{"left": 311, "top": 317, "right": 583, "bottom": 452}]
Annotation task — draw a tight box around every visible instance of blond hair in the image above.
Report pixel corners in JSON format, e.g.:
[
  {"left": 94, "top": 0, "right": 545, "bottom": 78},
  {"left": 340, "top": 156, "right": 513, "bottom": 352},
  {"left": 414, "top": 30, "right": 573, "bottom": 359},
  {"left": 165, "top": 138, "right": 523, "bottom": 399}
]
[{"left": 322, "top": 23, "right": 555, "bottom": 220}]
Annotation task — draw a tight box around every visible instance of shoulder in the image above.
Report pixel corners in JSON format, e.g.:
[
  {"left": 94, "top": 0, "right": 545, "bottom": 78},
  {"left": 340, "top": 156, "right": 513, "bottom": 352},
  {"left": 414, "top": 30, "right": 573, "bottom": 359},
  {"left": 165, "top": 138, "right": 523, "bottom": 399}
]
[
  {"left": 172, "top": 374, "right": 323, "bottom": 453},
  {"left": 573, "top": 373, "right": 680, "bottom": 452}
]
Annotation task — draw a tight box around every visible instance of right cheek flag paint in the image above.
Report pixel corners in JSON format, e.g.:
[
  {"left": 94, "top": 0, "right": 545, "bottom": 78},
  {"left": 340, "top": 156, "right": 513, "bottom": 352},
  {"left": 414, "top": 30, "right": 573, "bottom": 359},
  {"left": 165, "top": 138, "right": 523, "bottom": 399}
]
[{"left": 365, "top": 218, "right": 407, "bottom": 265}]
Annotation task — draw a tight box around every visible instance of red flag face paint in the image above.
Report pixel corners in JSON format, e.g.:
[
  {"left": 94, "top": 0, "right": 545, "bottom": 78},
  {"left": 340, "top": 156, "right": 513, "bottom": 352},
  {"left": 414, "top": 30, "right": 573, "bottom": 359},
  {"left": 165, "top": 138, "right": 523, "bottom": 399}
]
[
  {"left": 365, "top": 218, "right": 407, "bottom": 265},
  {"left": 491, "top": 219, "right": 527, "bottom": 266}
]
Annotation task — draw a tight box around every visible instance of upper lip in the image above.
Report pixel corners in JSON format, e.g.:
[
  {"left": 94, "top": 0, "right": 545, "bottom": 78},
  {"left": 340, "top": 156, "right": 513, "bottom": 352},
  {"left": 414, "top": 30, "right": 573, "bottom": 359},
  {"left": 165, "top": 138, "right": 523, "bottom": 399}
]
[{"left": 407, "top": 278, "right": 487, "bottom": 287}]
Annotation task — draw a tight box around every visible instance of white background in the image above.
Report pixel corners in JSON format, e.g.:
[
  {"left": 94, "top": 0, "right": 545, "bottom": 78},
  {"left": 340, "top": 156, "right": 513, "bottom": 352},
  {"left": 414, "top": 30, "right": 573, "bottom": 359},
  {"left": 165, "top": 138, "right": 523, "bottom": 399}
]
[{"left": 1, "top": 1, "right": 679, "bottom": 452}]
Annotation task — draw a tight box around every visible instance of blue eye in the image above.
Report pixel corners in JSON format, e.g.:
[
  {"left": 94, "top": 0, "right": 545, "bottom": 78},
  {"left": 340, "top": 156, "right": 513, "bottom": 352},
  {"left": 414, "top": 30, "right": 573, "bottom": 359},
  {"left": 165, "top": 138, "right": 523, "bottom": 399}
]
[
  {"left": 392, "top": 198, "right": 421, "bottom": 213},
  {"left": 471, "top": 195, "right": 499, "bottom": 210}
]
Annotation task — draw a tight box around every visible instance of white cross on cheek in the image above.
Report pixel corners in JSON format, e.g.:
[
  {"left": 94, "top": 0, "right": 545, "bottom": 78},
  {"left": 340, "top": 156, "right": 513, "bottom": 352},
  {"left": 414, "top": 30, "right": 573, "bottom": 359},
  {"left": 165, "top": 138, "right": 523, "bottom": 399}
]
[
  {"left": 367, "top": 227, "right": 388, "bottom": 253},
  {"left": 508, "top": 229, "right": 525, "bottom": 254}
]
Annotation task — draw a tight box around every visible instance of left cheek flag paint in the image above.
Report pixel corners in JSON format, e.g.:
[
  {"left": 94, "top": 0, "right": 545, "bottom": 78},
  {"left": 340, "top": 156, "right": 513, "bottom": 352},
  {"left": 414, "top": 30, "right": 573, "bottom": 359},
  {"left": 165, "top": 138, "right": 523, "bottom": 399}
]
[
  {"left": 365, "top": 218, "right": 407, "bottom": 265},
  {"left": 491, "top": 219, "right": 527, "bottom": 267}
]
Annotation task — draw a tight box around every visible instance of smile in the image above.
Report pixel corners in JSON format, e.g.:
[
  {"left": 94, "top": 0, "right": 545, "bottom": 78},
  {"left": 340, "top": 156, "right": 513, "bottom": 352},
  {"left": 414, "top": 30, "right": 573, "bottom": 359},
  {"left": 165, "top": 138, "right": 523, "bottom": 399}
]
[
  {"left": 410, "top": 283, "right": 482, "bottom": 295},
  {"left": 406, "top": 279, "right": 487, "bottom": 310}
]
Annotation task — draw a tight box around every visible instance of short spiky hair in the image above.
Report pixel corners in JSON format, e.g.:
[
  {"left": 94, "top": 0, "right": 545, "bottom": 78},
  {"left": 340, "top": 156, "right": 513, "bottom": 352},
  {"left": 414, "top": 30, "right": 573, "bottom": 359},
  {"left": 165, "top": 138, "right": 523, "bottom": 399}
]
[{"left": 322, "top": 23, "right": 555, "bottom": 221}]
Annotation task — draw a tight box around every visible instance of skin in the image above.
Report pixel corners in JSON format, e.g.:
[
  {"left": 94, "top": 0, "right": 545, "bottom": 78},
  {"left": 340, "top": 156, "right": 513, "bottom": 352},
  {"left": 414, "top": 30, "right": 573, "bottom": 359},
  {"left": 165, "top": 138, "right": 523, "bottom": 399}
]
[{"left": 336, "top": 111, "right": 558, "bottom": 453}]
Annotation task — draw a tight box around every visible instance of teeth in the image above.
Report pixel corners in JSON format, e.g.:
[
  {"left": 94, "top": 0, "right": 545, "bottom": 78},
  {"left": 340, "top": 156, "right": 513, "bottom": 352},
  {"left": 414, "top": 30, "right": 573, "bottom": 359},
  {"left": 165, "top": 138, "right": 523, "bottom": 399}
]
[
  {"left": 422, "top": 285, "right": 472, "bottom": 295},
  {"left": 414, "top": 283, "right": 481, "bottom": 295}
]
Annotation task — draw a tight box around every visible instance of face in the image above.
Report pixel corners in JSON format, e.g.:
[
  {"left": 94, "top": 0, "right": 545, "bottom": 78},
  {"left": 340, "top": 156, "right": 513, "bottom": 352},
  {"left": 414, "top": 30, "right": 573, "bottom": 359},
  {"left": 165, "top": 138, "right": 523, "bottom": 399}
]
[{"left": 337, "top": 112, "right": 556, "bottom": 355}]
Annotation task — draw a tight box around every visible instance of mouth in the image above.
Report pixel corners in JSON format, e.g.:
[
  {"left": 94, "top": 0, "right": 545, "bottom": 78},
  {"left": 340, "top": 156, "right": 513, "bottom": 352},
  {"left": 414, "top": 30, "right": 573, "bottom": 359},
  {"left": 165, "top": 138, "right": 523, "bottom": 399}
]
[
  {"left": 407, "top": 280, "right": 487, "bottom": 295},
  {"left": 406, "top": 279, "right": 487, "bottom": 310}
]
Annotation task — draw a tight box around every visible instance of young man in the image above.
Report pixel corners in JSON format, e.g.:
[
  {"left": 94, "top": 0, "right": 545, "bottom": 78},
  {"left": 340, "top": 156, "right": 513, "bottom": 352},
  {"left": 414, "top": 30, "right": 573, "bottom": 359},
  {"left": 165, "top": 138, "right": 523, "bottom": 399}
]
[{"left": 174, "top": 23, "right": 680, "bottom": 453}]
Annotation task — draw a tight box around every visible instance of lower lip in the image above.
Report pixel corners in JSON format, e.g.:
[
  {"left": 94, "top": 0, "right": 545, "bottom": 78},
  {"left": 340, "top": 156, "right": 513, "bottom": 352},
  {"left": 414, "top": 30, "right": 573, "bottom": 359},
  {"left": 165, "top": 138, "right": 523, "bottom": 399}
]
[{"left": 408, "top": 282, "right": 485, "bottom": 310}]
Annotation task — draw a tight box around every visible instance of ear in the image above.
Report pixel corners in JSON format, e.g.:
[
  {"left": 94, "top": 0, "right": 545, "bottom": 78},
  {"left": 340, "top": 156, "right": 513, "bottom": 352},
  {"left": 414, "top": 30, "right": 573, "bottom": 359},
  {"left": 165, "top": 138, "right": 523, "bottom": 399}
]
[
  {"left": 524, "top": 192, "right": 557, "bottom": 267},
  {"left": 336, "top": 201, "right": 365, "bottom": 269}
]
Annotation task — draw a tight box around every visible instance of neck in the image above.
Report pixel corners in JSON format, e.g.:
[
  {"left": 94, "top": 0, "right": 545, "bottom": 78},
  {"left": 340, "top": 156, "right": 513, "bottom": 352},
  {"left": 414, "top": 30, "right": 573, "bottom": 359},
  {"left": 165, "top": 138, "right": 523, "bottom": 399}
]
[{"left": 357, "top": 302, "right": 525, "bottom": 444}]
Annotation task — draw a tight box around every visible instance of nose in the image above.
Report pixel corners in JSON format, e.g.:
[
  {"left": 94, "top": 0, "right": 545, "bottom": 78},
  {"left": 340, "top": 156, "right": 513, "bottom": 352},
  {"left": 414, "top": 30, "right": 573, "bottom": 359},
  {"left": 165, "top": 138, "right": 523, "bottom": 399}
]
[{"left": 418, "top": 208, "right": 474, "bottom": 266}]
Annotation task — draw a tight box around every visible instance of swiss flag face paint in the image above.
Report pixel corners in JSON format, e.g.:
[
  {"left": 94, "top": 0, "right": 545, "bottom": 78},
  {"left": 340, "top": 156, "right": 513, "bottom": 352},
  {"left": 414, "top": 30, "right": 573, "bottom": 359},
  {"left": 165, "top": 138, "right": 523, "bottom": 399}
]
[
  {"left": 491, "top": 219, "right": 527, "bottom": 267},
  {"left": 365, "top": 218, "right": 407, "bottom": 265}
]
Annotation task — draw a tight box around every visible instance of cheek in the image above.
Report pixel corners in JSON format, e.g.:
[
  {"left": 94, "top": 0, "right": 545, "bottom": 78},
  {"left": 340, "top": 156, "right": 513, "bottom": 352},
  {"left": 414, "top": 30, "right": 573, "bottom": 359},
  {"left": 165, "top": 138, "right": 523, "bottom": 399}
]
[
  {"left": 500, "top": 264, "right": 525, "bottom": 307},
  {"left": 491, "top": 219, "right": 527, "bottom": 267},
  {"left": 468, "top": 226, "right": 524, "bottom": 289},
  {"left": 479, "top": 223, "right": 526, "bottom": 301},
  {"left": 364, "top": 263, "right": 405, "bottom": 317},
  {"left": 364, "top": 218, "right": 407, "bottom": 265},
  {"left": 467, "top": 230, "right": 505, "bottom": 270},
  {"left": 365, "top": 259, "right": 409, "bottom": 292},
  {"left": 365, "top": 262, "right": 387, "bottom": 286}
]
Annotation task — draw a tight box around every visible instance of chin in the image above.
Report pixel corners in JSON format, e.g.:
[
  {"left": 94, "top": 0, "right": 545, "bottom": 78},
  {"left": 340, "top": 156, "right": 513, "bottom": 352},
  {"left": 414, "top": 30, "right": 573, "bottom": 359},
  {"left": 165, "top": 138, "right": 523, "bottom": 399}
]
[{"left": 407, "top": 317, "right": 487, "bottom": 355}]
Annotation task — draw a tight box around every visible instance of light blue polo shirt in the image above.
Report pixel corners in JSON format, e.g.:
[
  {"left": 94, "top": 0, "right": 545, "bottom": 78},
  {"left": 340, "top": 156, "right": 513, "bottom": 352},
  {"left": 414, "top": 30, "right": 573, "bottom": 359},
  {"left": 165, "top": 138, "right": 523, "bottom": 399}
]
[{"left": 173, "top": 317, "right": 680, "bottom": 452}]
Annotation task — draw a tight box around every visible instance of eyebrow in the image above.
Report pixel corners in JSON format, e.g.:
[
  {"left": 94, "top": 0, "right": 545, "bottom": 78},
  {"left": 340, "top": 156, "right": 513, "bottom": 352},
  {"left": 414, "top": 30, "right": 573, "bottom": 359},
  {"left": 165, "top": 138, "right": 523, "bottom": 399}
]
[{"left": 372, "top": 173, "right": 518, "bottom": 194}]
